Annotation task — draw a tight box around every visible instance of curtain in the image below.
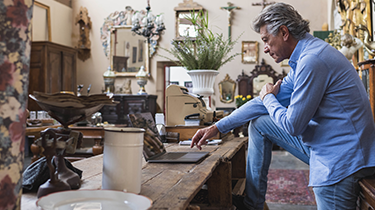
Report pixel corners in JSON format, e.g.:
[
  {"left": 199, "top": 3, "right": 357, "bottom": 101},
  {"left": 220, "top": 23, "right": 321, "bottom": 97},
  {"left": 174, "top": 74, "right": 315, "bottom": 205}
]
[{"left": 0, "top": 0, "right": 34, "bottom": 209}]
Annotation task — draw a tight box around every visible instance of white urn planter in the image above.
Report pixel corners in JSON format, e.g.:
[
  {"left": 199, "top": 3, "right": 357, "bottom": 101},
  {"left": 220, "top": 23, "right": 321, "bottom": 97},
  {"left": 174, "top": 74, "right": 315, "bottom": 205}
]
[{"left": 187, "top": 70, "right": 219, "bottom": 109}]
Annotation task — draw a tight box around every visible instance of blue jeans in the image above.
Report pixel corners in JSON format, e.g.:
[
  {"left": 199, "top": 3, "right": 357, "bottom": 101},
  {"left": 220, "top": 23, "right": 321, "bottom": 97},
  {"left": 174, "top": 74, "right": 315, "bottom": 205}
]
[{"left": 244, "top": 115, "right": 375, "bottom": 210}]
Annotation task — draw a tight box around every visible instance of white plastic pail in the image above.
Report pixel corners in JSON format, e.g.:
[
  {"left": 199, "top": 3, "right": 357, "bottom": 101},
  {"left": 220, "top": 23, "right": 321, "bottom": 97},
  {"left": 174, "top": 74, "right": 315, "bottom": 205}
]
[{"left": 102, "top": 127, "right": 145, "bottom": 193}]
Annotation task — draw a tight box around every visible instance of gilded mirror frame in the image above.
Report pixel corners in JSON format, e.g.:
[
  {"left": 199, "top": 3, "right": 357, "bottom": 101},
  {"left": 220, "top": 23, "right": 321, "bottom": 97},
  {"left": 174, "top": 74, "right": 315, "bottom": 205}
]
[
  {"left": 242, "top": 41, "right": 259, "bottom": 64},
  {"left": 174, "top": 0, "right": 204, "bottom": 40},
  {"left": 100, "top": 7, "right": 161, "bottom": 77},
  {"left": 219, "top": 74, "right": 236, "bottom": 103},
  {"left": 237, "top": 59, "right": 286, "bottom": 98},
  {"left": 108, "top": 25, "right": 149, "bottom": 77}
]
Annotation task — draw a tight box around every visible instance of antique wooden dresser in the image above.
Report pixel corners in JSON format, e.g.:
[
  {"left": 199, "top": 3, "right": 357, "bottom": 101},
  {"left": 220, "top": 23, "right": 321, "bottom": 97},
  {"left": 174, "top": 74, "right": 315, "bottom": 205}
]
[{"left": 100, "top": 94, "right": 157, "bottom": 125}]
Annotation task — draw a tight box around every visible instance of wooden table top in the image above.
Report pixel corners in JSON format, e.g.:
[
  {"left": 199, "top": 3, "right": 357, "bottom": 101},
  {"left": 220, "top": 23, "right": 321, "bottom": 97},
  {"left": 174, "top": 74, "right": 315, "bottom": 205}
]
[{"left": 21, "top": 136, "right": 247, "bottom": 209}]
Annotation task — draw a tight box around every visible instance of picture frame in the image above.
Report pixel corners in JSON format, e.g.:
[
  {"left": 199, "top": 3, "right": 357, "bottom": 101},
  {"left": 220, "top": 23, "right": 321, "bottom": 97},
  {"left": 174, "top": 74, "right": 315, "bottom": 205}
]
[
  {"left": 32, "top": 1, "right": 52, "bottom": 41},
  {"left": 242, "top": 41, "right": 258, "bottom": 64},
  {"left": 184, "top": 81, "right": 193, "bottom": 92},
  {"left": 170, "top": 81, "right": 179, "bottom": 85}
]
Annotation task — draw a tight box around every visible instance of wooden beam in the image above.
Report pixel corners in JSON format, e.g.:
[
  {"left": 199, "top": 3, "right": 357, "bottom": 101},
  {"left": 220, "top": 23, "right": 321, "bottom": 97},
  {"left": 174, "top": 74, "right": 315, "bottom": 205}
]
[
  {"left": 207, "top": 161, "right": 232, "bottom": 207},
  {"left": 232, "top": 178, "right": 246, "bottom": 195},
  {"left": 231, "top": 143, "right": 246, "bottom": 179}
]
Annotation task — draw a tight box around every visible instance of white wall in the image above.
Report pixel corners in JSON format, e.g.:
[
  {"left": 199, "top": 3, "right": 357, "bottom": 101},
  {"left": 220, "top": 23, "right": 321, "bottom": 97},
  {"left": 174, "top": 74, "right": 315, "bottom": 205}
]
[
  {"left": 33, "top": 0, "right": 72, "bottom": 47},
  {"left": 45, "top": 0, "right": 328, "bottom": 112}
]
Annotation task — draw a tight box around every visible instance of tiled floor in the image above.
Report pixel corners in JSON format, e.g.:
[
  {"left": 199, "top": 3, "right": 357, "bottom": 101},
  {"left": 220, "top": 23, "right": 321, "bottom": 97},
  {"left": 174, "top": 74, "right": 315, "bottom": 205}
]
[{"left": 267, "top": 151, "right": 317, "bottom": 210}]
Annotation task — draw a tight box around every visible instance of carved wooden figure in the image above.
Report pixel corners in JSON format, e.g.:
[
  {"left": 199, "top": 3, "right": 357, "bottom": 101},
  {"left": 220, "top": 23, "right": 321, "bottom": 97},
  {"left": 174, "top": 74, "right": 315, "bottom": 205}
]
[{"left": 75, "top": 7, "right": 92, "bottom": 61}]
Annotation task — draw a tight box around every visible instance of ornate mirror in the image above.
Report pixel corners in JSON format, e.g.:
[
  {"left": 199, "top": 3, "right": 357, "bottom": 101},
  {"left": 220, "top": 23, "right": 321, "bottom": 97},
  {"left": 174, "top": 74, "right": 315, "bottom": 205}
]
[
  {"left": 237, "top": 59, "right": 286, "bottom": 98},
  {"left": 253, "top": 74, "right": 273, "bottom": 97},
  {"left": 109, "top": 25, "right": 149, "bottom": 77},
  {"left": 219, "top": 74, "right": 236, "bottom": 103},
  {"left": 100, "top": 6, "right": 161, "bottom": 77},
  {"left": 174, "top": 0, "right": 204, "bottom": 40}
]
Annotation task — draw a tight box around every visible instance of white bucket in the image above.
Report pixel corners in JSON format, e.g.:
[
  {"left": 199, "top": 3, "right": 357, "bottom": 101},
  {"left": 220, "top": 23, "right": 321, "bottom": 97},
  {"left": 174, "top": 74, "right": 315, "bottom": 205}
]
[{"left": 102, "top": 127, "right": 145, "bottom": 193}]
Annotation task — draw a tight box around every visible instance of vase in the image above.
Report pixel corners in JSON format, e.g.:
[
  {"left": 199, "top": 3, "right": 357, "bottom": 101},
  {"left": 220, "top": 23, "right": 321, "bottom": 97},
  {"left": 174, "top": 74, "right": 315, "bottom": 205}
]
[
  {"left": 187, "top": 70, "right": 219, "bottom": 109},
  {"left": 102, "top": 127, "right": 145, "bottom": 194}
]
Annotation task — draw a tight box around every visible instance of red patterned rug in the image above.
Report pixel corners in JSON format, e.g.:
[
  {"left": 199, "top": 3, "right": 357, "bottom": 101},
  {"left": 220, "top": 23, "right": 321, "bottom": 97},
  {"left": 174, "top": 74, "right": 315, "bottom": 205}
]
[{"left": 266, "top": 169, "right": 316, "bottom": 205}]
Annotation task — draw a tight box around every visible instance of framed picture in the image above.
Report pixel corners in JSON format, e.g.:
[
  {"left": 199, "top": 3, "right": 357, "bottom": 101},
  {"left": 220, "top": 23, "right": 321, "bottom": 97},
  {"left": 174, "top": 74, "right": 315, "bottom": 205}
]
[
  {"left": 242, "top": 41, "right": 258, "bottom": 64},
  {"left": 32, "top": 1, "right": 52, "bottom": 41},
  {"left": 170, "top": 81, "right": 179, "bottom": 85},
  {"left": 132, "top": 47, "right": 137, "bottom": 63},
  {"left": 184, "top": 81, "right": 193, "bottom": 92}
]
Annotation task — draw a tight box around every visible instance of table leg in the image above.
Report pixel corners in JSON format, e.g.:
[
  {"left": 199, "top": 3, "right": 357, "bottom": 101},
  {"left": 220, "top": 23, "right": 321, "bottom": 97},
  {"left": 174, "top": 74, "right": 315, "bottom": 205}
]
[
  {"left": 206, "top": 161, "right": 232, "bottom": 208},
  {"left": 232, "top": 144, "right": 246, "bottom": 179}
]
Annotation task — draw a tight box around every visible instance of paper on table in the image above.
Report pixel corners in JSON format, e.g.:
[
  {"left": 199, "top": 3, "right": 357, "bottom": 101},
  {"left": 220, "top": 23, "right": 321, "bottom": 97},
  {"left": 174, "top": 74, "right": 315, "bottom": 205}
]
[{"left": 179, "top": 139, "right": 222, "bottom": 146}]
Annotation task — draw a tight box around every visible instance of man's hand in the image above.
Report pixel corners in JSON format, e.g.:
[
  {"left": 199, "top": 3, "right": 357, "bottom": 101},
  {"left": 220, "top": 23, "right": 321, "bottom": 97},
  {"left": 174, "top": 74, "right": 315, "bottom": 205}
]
[
  {"left": 190, "top": 124, "right": 219, "bottom": 150},
  {"left": 259, "top": 79, "right": 282, "bottom": 100}
]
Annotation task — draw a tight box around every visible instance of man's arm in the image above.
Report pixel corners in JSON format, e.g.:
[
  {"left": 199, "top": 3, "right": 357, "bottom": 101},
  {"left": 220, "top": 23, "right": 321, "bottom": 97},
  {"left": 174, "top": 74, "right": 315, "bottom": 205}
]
[
  {"left": 190, "top": 69, "right": 295, "bottom": 150},
  {"left": 263, "top": 55, "right": 329, "bottom": 136},
  {"left": 190, "top": 124, "right": 219, "bottom": 150},
  {"left": 215, "top": 70, "right": 294, "bottom": 134}
]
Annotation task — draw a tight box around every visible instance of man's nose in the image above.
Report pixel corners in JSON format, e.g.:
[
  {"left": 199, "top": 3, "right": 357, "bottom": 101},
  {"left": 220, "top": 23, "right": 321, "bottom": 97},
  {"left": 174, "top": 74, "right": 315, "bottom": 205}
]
[{"left": 264, "top": 45, "right": 269, "bottom": 54}]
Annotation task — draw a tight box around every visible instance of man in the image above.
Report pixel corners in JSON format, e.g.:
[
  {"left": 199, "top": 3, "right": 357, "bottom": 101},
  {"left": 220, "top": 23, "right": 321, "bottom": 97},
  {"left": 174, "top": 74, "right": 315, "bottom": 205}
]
[{"left": 190, "top": 2, "right": 375, "bottom": 210}]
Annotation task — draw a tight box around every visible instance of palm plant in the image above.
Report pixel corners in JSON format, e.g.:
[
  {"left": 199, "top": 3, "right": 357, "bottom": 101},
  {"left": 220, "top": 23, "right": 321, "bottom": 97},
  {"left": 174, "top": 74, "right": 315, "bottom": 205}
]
[{"left": 160, "top": 10, "right": 240, "bottom": 70}]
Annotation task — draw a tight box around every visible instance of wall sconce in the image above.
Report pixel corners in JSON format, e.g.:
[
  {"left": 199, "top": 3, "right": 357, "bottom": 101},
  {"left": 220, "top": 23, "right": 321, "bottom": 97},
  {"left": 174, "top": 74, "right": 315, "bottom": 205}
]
[{"left": 131, "top": 0, "right": 165, "bottom": 43}]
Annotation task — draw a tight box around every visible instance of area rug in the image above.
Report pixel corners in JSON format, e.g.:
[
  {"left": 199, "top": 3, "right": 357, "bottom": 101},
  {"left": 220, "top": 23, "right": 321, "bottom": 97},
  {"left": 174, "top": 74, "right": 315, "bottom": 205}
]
[{"left": 266, "top": 169, "right": 316, "bottom": 205}]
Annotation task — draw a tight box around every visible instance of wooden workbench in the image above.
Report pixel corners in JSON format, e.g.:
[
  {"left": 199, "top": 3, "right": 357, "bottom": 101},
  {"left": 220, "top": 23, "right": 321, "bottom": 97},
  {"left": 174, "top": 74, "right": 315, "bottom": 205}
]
[{"left": 21, "top": 136, "right": 248, "bottom": 209}]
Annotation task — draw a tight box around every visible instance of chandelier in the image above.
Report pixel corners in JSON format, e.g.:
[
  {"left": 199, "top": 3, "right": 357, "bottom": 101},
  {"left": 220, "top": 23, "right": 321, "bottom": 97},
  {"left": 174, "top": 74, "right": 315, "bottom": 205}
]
[{"left": 131, "top": 0, "right": 165, "bottom": 43}]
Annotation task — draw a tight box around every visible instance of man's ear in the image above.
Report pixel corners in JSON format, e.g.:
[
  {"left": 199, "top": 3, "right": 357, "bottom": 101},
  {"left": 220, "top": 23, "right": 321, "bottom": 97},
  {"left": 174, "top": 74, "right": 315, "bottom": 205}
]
[{"left": 279, "top": 25, "right": 290, "bottom": 41}]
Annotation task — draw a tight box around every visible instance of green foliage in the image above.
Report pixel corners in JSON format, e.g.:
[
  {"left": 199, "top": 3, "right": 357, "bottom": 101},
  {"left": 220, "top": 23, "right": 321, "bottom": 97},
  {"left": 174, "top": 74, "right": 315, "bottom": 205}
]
[
  {"left": 235, "top": 95, "right": 252, "bottom": 107},
  {"left": 160, "top": 10, "right": 240, "bottom": 70}
]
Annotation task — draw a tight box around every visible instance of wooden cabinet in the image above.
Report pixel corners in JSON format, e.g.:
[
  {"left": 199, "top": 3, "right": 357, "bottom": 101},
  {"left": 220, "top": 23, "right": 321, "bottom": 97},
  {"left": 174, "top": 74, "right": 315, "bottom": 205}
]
[
  {"left": 28, "top": 41, "right": 77, "bottom": 111},
  {"left": 358, "top": 176, "right": 375, "bottom": 210},
  {"left": 100, "top": 94, "right": 158, "bottom": 125},
  {"left": 358, "top": 59, "right": 375, "bottom": 121}
]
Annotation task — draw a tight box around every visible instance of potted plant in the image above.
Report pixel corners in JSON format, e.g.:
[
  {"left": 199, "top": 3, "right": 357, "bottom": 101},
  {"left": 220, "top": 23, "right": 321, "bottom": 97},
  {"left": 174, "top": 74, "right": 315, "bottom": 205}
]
[
  {"left": 160, "top": 10, "right": 240, "bottom": 99},
  {"left": 235, "top": 94, "right": 252, "bottom": 108}
]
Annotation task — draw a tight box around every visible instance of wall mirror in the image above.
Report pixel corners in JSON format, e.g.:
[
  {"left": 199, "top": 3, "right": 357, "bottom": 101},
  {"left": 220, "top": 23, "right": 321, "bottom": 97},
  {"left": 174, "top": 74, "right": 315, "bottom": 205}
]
[
  {"left": 237, "top": 59, "right": 286, "bottom": 98},
  {"left": 219, "top": 74, "right": 236, "bottom": 103},
  {"left": 253, "top": 74, "right": 273, "bottom": 97},
  {"left": 100, "top": 6, "right": 162, "bottom": 77},
  {"left": 174, "top": 0, "right": 204, "bottom": 39},
  {"left": 109, "top": 25, "right": 149, "bottom": 77}
]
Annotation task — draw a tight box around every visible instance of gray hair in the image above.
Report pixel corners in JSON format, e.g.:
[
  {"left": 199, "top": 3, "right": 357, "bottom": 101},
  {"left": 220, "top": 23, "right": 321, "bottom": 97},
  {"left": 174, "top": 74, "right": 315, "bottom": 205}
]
[{"left": 252, "top": 2, "right": 310, "bottom": 40}]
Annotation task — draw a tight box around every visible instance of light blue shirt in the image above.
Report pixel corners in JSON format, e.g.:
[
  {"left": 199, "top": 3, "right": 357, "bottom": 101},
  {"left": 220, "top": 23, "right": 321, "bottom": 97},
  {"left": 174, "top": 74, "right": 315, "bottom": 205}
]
[{"left": 216, "top": 33, "right": 375, "bottom": 186}]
